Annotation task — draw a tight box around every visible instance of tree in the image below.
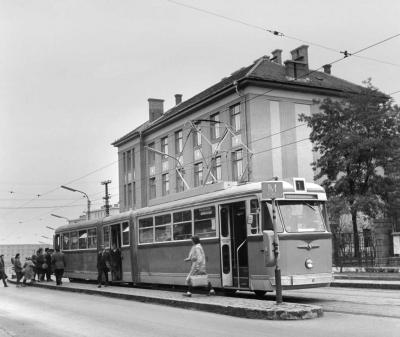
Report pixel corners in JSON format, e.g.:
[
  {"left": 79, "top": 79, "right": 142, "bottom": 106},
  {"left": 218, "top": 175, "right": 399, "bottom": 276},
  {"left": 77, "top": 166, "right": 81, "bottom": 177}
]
[{"left": 299, "top": 80, "right": 400, "bottom": 257}]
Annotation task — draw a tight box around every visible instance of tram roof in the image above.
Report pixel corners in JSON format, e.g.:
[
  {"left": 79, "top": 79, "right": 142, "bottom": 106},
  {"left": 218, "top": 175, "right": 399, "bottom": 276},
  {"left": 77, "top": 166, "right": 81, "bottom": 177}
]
[
  {"left": 136, "top": 179, "right": 325, "bottom": 216},
  {"left": 55, "top": 179, "right": 325, "bottom": 232}
]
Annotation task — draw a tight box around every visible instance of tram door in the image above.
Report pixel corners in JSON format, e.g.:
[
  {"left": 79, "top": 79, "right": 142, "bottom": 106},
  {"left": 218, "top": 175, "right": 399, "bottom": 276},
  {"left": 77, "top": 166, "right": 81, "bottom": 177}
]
[
  {"left": 110, "top": 224, "right": 122, "bottom": 281},
  {"left": 219, "top": 201, "right": 249, "bottom": 288}
]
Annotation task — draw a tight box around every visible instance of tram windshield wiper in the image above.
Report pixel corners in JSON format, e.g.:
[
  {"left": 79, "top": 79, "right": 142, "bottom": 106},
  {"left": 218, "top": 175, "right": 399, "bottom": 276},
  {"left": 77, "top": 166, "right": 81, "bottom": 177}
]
[{"left": 304, "top": 202, "right": 316, "bottom": 211}]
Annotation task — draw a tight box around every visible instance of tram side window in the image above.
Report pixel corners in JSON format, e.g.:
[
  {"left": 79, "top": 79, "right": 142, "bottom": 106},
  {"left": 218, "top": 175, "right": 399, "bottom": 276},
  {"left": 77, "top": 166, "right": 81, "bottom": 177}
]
[
  {"left": 79, "top": 230, "right": 88, "bottom": 249},
  {"left": 87, "top": 228, "right": 97, "bottom": 249},
  {"left": 122, "top": 222, "right": 130, "bottom": 246},
  {"left": 249, "top": 199, "right": 260, "bottom": 235},
  {"left": 194, "top": 206, "right": 216, "bottom": 238},
  {"left": 70, "top": 231, "right": 79, "bottom": 250},
  {"left": 103, "top": 226, "right": 110, "bottom": 248},
  {"left": 173, "top": 210, "right": 192, "bottom": 240},
  {"left": 139, "top": 217, "right": 154, "bottom": 243},
  {"left": 155, "top": 214, "right": 172, "bottom": 242},
  {"left": 62, "top": 233, "right": 70, "bottom": 250}
]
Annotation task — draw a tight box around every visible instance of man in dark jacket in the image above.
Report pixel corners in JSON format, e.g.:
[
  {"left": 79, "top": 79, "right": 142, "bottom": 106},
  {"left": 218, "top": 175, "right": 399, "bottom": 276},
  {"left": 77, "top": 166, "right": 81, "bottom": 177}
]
[
  {"left": 51, "top": 248, "right": 66, "bottom": 286},
  {"left": 0, "top": 254, "right": 8, "bottom": 287},
  {"left": 44, "top": 248, "right": 53, "bottom": 281},
  {"left": 97, "top": 247, "right": 110, "bottom": 288}
]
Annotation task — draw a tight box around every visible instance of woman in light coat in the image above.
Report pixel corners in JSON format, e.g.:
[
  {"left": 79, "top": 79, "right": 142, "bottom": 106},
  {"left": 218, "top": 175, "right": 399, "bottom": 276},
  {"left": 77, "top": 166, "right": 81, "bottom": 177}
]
[
  {"left": 22, "top": 257, "right": 35, "bottom": 285},
  {"left": 183, "top": 235, "right": 215, "bottom": 297}
]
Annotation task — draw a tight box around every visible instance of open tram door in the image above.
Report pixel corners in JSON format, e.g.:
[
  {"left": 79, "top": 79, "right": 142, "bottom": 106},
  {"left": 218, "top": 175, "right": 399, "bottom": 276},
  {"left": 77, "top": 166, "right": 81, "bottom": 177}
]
[
  {"left": 110, "top": 224, "right": 122, "bottom": 281},
  {"left": 219, "top": 201, "right": 249, "bottom": 289}
]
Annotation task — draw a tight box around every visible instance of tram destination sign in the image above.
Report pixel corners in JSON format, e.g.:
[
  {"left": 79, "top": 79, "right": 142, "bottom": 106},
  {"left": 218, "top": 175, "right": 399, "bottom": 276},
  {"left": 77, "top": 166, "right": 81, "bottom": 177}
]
[{"left": 262, "top": 181, "right": 284, "bottom": 199}]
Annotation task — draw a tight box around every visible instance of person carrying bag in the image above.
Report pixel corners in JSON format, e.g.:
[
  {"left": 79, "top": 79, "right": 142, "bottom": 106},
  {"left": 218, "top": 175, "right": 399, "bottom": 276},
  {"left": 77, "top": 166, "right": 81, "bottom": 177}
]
[{"left": 183, "top": 235, "right": 215, "bottom": 297}]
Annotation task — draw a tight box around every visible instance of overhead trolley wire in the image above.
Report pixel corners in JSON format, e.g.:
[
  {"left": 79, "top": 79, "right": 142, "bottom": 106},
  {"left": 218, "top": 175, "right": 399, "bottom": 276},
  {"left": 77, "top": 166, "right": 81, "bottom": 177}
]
[{"left": 166, "top": 0, "right": 400, "bottom": 68}]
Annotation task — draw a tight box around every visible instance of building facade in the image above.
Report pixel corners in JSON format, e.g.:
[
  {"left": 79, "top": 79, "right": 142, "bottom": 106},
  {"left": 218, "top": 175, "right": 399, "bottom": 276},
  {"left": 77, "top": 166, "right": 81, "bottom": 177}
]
[{"left": 113, "top": 45, "right": 362, "bottom": 212}]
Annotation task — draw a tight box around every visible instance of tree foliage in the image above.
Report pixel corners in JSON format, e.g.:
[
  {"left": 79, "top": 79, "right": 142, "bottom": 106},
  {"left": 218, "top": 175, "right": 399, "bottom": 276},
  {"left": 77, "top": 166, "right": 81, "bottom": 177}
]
[{"left": 299, "top": 80, "right": 400, "bottom": 255}]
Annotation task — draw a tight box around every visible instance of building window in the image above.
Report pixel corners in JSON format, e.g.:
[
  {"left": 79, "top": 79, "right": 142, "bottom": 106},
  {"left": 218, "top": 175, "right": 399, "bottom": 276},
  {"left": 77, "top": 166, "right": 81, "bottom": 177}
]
[
  {"left": 148, "top": 142, "right": 155, "bottom": 167},
  {"left": 193, "top": 122, "right": 202, "bottom": 147},
  {"left": 175, "top": 130, "right": 183, "bottom": 155},
  {"left": 162, "top": 173, "right": 169, "bottom": 196},
  {"left": 230, "top": 104, "right": 241, "bottom": 132},
  {"left": 176, "top": 170, "right": 185, "bottom": 192},
  {"left": 232, "top": 149, "right": 243, "bottom": 181},
  {"left": 161, "top": 136, "right": 168, "bottom": 160},
  {"left": 149, "top": 177, "right": 156, "bottom": 199},
  {"left": 194, "top": 162, "right": 203, "bottom": 187},
  {"left": 210, "top": 113, "right": 220, "bottom": 140},
  {"left": 127, "top": 183, "right": 132, "bottom": 207},
  {"left": 212, "top": 156, "right": 222, "bottom": 181}
]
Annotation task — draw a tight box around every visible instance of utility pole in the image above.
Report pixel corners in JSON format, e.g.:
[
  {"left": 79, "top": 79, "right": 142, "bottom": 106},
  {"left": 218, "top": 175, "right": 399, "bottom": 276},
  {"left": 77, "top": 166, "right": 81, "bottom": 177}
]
[{"left": 101, "top": 180, "right": 112, "bottom": 216}]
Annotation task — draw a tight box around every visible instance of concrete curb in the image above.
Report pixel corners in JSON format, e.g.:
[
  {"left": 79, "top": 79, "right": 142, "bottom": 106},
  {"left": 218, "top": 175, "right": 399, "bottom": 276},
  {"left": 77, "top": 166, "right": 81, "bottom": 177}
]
[
  {"left": 11, "top": 281, "right": 322, "bottom": 320},
  {"left": 331, "top": 281, "right": 400, "bottom": 290}
]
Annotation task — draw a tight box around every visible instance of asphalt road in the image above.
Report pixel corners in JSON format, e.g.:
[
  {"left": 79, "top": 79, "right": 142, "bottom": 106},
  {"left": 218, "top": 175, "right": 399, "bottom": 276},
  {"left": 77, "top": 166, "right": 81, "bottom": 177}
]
[{"left": 1, "top": 286, "right": 400, "bottom": 337}]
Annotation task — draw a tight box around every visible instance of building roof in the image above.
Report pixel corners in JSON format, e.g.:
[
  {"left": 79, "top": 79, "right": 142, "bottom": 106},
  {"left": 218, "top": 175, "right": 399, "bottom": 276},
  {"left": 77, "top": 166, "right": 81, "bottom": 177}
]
[{"left": 112, "top": 55, "right": 364, "bottom": 147}]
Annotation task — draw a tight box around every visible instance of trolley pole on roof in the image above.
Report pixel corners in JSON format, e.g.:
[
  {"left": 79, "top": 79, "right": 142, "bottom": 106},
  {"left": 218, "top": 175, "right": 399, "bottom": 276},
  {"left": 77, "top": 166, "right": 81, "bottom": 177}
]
[{"left": 101, "top": 180, "right": 112, "bottom": 216}]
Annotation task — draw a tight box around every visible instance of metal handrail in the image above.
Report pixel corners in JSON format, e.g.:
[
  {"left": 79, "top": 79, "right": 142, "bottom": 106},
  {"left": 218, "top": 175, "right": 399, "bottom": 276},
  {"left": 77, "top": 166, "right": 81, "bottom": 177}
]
[{"left": 236, "top": 239, "right": 247, "bottom": 288}]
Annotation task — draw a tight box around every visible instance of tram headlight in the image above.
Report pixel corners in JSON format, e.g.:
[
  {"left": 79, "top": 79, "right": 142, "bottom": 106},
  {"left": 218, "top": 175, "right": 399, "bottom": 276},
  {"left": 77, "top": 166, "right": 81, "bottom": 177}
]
[{"left": 305, "top": 258, "right": 313, "bottom": 269}]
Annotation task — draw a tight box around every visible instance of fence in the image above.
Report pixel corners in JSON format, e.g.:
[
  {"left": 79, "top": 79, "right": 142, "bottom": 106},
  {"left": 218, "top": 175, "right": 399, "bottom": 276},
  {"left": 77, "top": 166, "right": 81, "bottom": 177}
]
[{"left": 332, "top": 231, "right": 384, "bottom": 268}]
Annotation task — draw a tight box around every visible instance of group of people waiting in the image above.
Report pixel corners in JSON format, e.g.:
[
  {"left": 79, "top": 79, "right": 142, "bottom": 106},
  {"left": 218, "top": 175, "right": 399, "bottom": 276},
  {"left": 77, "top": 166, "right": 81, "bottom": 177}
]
[
  {"left": 0, "top": 247, "right": 66, "bottom": 288},
  {"left": 2, "top": 236, "right": 214, "bottom": 297}
]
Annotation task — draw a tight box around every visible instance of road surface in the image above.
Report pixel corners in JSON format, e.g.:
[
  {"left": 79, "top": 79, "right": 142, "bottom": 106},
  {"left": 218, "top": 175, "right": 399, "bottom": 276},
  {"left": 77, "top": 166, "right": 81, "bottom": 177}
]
[{"left": 1, "top": 286, "right": 399, "bottom": 337}]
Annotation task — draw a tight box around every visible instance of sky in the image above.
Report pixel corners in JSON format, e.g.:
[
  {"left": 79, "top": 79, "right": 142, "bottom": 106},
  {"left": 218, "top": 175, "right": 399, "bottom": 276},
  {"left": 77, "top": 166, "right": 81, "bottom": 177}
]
[{"left": 1, "top": 0, "right": 399, "bottom": 245}]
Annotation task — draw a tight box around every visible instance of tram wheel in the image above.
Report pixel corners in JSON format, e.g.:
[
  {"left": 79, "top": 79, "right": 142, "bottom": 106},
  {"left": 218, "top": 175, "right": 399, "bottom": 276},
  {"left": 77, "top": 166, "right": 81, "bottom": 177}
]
[{"left": 254, "top": 290, "right": 266, "bottom": 298}]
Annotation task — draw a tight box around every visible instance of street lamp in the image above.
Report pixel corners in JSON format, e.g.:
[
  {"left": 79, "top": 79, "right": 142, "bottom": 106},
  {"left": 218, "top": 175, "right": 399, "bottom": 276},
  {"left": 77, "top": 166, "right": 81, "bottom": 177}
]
[
  {"left": 50, "top": 213, "right": 70, "bottom": 222},
  {"left": 41, "top": 235, "right": 50, "bottom": 239},
  {"left": 46, "top": 226, "right": 55, "bottom": 230},
  {"left": 61, "top": 185, "right": 91, "bottom": 220}
]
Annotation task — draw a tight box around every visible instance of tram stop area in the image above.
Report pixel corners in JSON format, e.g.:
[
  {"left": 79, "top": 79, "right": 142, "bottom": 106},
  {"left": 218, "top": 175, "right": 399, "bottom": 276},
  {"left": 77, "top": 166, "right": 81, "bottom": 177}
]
[{"left": 8, "top": 279, "right": 323, "bottom": 320}]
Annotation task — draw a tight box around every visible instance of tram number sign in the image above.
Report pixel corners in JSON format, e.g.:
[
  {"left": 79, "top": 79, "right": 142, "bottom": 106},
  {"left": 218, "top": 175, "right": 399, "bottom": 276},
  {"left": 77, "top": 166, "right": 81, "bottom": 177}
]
[{"left": 262, "top": 181, "right": 283, "bottom": 199}]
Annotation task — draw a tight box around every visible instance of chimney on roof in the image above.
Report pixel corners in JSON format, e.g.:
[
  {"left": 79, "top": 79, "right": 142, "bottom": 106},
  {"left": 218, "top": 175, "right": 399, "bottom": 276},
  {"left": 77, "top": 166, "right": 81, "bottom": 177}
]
[
  {"left": 284, "top": 45, "right": 309, "bottom": 79},
  {"left": 271, "top": 49, "right": 282, "bottom": 65},
  {"left": 174, "top": 94, "right": 182, "bottom": 105},
  {"left": 323, "top": 64, "right": 331, "bottom": 75},
  {"left": 148, "top": 98, "right": 164, "bottom": 122}
]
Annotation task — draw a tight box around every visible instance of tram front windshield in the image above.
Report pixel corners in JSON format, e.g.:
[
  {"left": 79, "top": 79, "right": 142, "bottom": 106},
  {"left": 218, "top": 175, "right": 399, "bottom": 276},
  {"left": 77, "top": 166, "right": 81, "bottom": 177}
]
[{"left": 263, "top": 200, "right": 326, "bottom": 233}]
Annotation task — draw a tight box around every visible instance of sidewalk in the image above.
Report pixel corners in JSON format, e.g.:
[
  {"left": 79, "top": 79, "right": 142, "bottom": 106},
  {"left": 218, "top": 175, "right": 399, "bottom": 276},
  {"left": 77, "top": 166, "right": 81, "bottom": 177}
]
[
  {"left": 8, "top": 280, "right": 322, "bottom": 320},
  {"left": 332, "top": 267, "right": 400, "bottom": 290}
]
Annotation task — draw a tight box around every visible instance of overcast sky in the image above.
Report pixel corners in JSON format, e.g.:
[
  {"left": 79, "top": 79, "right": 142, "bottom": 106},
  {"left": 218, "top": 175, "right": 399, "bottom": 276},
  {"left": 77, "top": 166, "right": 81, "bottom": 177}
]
[{"left": 1, "top": 0, "right": 399, "bottom": 245}]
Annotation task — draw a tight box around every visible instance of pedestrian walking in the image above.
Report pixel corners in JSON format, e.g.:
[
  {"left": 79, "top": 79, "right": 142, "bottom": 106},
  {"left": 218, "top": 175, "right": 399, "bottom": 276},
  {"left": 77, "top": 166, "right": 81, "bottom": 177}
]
[
  {"left": 22, "top": 257, "right": 35, "bottom": 286},
  {"left": 0, "top": 254, "right": 8, "bottom": 287},
  {"left": 97, "top": 247, "right": 110, "bottom": 288},
  {"left": 44, "top": 248, "right": 53, "bottom": 281},
  {"left": 51, "top": 248, "right": 66, "bottom": 286},
  {"left": 14, "top": 254, "right": 23, "bottom": 287},
  {"left": 183, "top": 235, "right": 215, "bottom": 297}
]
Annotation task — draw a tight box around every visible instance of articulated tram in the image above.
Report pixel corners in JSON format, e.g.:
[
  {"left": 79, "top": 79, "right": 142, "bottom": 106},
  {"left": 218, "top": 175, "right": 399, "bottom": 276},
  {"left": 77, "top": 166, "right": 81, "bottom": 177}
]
[{"left": 54, "top": 178, "right": 333, "bottom": 295}]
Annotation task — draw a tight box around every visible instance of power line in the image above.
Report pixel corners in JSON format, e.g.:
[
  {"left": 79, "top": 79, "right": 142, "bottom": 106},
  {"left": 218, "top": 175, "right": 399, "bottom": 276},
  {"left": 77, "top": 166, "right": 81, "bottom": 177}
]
[{"left": 166, "top": 0, "right": 400, "bottom": 68}]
